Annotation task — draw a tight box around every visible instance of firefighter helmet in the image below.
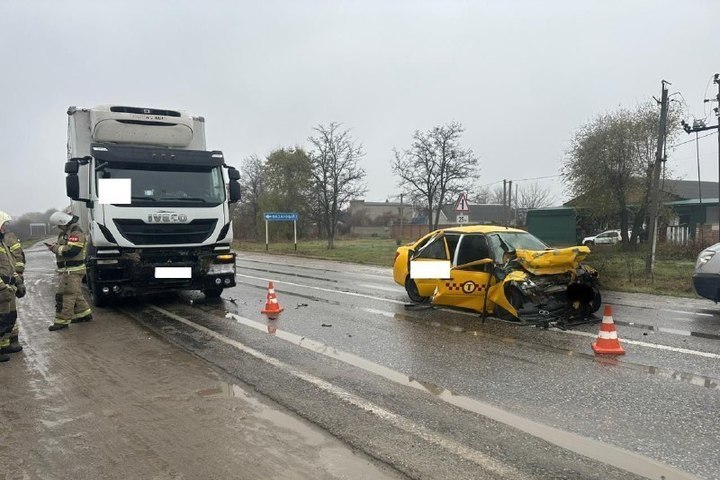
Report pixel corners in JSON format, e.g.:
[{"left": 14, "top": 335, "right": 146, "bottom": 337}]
[
  {"left": 0, "top": 211, "right": 11, "bottom": 229},
  {"left": 49, "top": 212, "right": 76, "bottom": 227}
]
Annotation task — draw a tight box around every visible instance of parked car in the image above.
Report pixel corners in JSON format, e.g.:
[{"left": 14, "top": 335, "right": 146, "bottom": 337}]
[
  {"left": 582, "top": 229, "right": 631, "bottom": 246},
  {"left": 693, "top": 243, "right": 720, "bottom": 302},
  {"left": 393, "top": 225, "right": 601, "bottom": 325}
]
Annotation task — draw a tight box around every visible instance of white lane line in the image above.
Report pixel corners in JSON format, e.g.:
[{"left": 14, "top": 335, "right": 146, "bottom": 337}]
[
  {"left": 149, "top": 306, "right": 530, "bottom": 480},
  {"left": 358, "top": 283, "right": 402, "bottom": 293},
  {"left": 151, "top": 305, "right": 697, "bottom": 480},
  {"left": 238, "top": 273, "right": 720, "bottom": 359},
  {"left": 236, "top": 273, "right": 406, "bottom": 305},
  {"left": 557, "top": 329, "right": 720, "bottom": 359}
]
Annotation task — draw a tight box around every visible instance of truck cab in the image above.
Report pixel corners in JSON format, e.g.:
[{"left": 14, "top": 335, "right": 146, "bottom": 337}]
[{"left": 64, "top": 105, "right": 240, "bottom": 306}]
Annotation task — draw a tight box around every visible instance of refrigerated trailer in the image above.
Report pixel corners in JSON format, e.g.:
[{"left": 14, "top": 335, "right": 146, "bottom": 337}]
[{"left": 64, "top": 105, "right": 241, "bottom": 306}]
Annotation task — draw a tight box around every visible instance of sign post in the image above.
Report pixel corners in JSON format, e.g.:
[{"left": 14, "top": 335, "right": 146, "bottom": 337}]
[
  {"left": 454, "top": 192, "right": 470, "bottom": 225},
  {"left": 264, "top": 212, "right": 299, "bottom": 251}
]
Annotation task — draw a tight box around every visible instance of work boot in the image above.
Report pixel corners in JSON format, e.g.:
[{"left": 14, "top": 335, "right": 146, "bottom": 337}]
[
  {"left": 0, "top": 344, "right": 22, "bottom": 354},
  {"left": 71, "top": 314, "right": 93, "bottom": 323},
  {"left": 48, "top": 323, "right": 68, "bottom": 331},
  {"left": 0, "top": 353, "right": 9, "bottom": 363}
]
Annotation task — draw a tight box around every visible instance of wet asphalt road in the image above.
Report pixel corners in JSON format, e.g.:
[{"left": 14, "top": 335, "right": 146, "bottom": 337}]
[{"left": 2, "top": 246, "right": 719, "bottom": 479}]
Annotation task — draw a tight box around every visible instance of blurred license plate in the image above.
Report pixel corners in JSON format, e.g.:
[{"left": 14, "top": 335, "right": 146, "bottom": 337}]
[{"left": 154, "top": 267, "right": 192, "bottom": 279}]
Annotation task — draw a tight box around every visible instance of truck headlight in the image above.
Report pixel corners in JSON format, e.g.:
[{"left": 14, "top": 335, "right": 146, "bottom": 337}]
[{"left": 208, "top": 263, "right": 235, "bottom": 275}]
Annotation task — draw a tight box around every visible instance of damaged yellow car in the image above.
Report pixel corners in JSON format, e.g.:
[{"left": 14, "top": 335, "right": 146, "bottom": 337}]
[{"left": 393, "top": 226, "right": 601, "bottom": 326}]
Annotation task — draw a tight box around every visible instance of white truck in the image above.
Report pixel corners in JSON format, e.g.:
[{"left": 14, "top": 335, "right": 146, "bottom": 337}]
[{"left": 64, "top": 105, "right": 241, "bottom": 306}]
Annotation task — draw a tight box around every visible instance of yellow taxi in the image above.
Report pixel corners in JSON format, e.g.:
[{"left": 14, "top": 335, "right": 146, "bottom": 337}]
[{"left": 393, "top": 225, "right": 601, "bottom": 325}]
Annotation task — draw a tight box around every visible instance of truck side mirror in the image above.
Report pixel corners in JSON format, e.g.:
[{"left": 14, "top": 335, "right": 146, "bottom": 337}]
[
  {"left": 65, "top": 160, "right": 80, "bottom": 199},
  {"left": 66, "top": 175, "right": 80, "bottom": 200},
  {"left": 227, "top": 167, "right": 241, "bottom": 203}
]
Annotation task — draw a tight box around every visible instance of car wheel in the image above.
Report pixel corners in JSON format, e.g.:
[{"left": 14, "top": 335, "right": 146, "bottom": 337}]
[
  {"left": 590, "top": 289, "right": 602, "bottom": 313},
  {"left": 405, "top": 277, "right": 429, "bottom": 303},
  {"left": 583, "top": 240, "right": 594, "bottom": 246},
  {"left": 496, "top": 286, "right": 524, "bottom": 322}
]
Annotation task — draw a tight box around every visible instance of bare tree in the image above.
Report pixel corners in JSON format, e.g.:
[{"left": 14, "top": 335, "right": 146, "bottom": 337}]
[
  {"left": 236, "top": 155, "right": 265, "bottom": 238},
  {"left": 392, "top": 122, "right": 479, "bottom": 231},
  {"left": 308, "top": 122, "right": 367, "bottom": 249},
  {"left": 516, "top": 182, "right": 555, "bottom": 210}
]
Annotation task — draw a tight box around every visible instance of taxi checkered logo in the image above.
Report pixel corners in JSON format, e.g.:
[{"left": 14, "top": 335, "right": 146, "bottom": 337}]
[{"left": 444, "top": 281, "right": 485, "bottom": 294}]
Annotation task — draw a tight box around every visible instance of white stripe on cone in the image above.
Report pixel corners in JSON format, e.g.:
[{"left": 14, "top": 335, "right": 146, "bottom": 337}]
[{"left": 598, "top": 331, "right": 618, "bottom": 340}]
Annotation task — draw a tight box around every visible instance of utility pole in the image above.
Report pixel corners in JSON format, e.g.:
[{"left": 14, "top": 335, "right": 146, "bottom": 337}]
[
  {"left": 681, "top": 73, "right": 720, "bottom": 242},
  {"left": 645, "top": 80, "right": 670, "bottom": 274},
  {"left": 399, "top": 193, "right": 404, "bottom": 242},
  {"left": 503, "top": 179, "right": 507, "bottom": 226}
]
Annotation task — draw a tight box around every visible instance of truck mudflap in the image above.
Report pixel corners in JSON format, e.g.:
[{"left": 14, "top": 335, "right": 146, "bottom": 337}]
[{"left": 86, "top": 246, "right": 236, "bottom": 301}]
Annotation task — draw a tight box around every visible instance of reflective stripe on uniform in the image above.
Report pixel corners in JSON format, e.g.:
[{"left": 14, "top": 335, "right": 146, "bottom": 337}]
[
  {"left": 9, "top": 242, "right": 21, "bottom": 252},
  {"left": 73, "top": 308, "right": 92, "bottom": 319},
  {"left": 57, "top": 266, "right": 86, "bottom": 273}
]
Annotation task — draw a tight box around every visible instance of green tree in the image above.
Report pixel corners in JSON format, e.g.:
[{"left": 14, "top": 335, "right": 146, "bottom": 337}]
[
  {"left": 308, "top": 123, "right": 367, "bottom": 249},
  {"left": 261, "top": 147, "right": 314, "bottom": 240},
  {"left": 392, "top": 122, "right": 479, "bottom": 231},
  {"left": 562, "top": 102, "right": 681, "bottom": 245}
]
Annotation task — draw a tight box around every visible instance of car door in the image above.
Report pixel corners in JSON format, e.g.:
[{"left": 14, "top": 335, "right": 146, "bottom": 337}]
[
  {"left": 431, "top": 234, "right": 493, "bottom": 312},
  {"left": 409, "top": 232, "right": 453, "bottom": 297}
]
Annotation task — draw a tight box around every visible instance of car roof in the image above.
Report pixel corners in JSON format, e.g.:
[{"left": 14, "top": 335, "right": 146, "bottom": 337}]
[{"left": 434, "top": 225, "right": 527, "bottom": 235}]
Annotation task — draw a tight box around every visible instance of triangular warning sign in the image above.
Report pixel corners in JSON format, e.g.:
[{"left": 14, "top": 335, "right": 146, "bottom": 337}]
[{"left": 454, "top": 192, "right": 470, "bottom": 212}]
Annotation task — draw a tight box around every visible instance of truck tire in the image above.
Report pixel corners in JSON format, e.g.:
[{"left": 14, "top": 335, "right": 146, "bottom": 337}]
[
  {"left": 203, "top": 288, "right": 223, "bottom": 298},
  {"left": 87, "top": 275, "right": 108, "bottom": 308}
]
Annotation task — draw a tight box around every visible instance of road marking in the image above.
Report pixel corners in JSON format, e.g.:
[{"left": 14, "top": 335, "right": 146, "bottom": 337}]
[
  {"left": 236, "top": 273, "right": 406, "bottom": 305},
  {"left": 557, "top": 329, "right": 720, "bottom": 359},
  {"left": 149, "top": 306, "right": 530, "bottom": 480},
  {"left": 358, "top": 283, "right": 402, "bottom": 292},
  {"left": 237, "top": 273, "right": 720, "bottom": 357},
  {"left": 150, "top": 305, "right": 698, "bottom": 480}
]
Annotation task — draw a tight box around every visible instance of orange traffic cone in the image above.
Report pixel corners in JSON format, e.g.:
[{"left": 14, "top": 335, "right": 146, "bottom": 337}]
[
  {"left": 591, "top": 305, "right": 625, "bottom": 355},
  {"left": 261, "top": 281, "right": 284, "bottom": 319}
]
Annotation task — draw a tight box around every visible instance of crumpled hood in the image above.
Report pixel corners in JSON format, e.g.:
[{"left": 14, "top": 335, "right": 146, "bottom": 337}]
[{"left": 514, "top": 246, "right": 591, "bottom": 275}]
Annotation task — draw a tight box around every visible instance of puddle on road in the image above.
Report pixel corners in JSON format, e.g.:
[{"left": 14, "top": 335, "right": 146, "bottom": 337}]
[
  {"left": 194, "top": 382, "right": 397, "bottom": 479},
  {"left": 206, "top": 310, "right": 698, "bottom": 480}
]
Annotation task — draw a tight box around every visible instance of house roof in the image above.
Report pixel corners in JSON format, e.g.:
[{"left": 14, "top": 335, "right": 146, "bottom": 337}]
[{"left": 662, "top": 180, "right": 719, "bottom": 200}]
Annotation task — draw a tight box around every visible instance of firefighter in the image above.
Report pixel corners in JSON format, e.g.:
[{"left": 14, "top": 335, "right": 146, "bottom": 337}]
[
  {"left": 47, "top": 212, "right": 92, "bottom": 331},
  {"left": 0, "top": 211, "right": 22, "bottom": 362},
  {"left": 0, "top": 212, "right": 26, "bottom": 352}
]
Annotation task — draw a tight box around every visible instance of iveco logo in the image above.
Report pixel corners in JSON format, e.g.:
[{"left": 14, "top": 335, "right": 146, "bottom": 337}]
[{"left": 147, "top": 213, "right": 189, "bottom": 223}]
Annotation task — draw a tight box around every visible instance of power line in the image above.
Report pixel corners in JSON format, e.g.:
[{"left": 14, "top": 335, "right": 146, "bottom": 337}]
[
  {"left": 478, "top": 174, "right": 561, "bottom": 188},
  {"left": 671, "top": 130, "right": 717, "bottom": 149}
]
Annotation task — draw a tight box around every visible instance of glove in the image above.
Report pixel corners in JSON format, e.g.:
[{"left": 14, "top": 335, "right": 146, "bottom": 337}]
[
  {"left": 15, "top": 283, "right": 26, "bottom": 299},
  {"left": 0, "top": 286, "right": 15, "bottom": 301}
]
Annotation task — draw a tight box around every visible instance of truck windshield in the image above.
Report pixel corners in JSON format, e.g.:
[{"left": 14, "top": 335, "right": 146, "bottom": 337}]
[{"left": 97, "top": 164, "right": 226, "bottom": 207}]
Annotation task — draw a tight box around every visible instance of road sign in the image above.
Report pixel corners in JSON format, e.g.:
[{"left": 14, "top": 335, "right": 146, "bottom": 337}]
[
  {"left": 456, "top": 214, "right": 469, "bottom": 224},
  {"left": 264, "top": 212, "right": 299, "bottom": 221},
  {"left": 454, "top": 192, "right": 470, "bottom": 212}
]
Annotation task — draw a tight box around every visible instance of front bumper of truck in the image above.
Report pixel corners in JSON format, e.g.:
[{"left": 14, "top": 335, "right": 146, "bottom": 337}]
[{"left": 86, "top": 245, "right": 236, "bottom": 299}]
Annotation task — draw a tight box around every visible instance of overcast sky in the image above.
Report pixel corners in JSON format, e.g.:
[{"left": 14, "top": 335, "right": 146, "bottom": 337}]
[{"left": 1, "top": 0, "right": 718, "bottom": 217}]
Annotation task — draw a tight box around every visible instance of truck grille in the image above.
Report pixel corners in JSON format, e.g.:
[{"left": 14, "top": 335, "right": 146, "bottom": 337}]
[{"left": 113, "top": 219, "right": 217, "bottom": 245}]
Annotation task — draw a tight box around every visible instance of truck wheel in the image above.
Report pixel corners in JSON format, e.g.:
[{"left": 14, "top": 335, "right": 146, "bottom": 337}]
[
  {"left": 404, "top": 277, "right": 429, "bottom": 303},
  {"left": 87, "top": 276, "right": 107, "bottom": 308},
  {"left": 203, "top": 288, "right": 223, "bottom": 298}
]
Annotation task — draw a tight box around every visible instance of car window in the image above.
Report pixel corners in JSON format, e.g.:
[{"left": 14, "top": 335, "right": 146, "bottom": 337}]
[
  {"left": 415, "top": 234, "right": 448, "bottom": 260},
  {"left": 456, "top": 235, "right": 491, "bottom": 266},
  {"left": 445, "top": 234, "right": 461, "bottom": 263},
  {"left": 493, "top": 232, "right": 549, "bottom": 251}
]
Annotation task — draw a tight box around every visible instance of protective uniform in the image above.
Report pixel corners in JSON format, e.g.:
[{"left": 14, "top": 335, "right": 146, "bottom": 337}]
[
  {"left": 0, "top": 211, "right": 21, "bottom": 361},
  {"left": 3, "top": 230, "right": 26, "bottom": 349},
  {"left": 48, "top": 212, "right": 92, "bottom": 331}
]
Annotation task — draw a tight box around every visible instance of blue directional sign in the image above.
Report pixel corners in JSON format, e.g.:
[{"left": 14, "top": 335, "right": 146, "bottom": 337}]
[{"left": 264, "top": 212, "right": 298, "bottom": 221}]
